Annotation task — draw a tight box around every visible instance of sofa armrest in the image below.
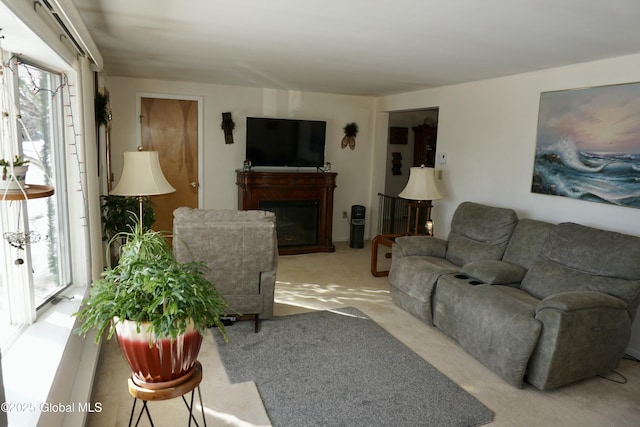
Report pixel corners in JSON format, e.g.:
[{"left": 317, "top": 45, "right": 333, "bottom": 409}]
[
  {"left": 392, "top": 236, "right": 447, "bottom": 258},
  {"left": 461, "top": 260, "right": 527, "bottom": 285},
  {"left": 536, "top": 291, "right": 627, "bottom": 314},
  {"left": 528, "top": 290, "right": 631, "bottom": 389}
]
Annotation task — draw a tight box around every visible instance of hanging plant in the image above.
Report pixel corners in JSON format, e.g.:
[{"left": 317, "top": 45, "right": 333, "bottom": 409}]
[
  {"left": 95, "top": 90, "right": 110, "bottom": 126},
  {"left": 341, "top": 122, "right": 358, "bottom": 150},
  {"left": 0, "top": 154, "right": 30, "bottom": 180}
]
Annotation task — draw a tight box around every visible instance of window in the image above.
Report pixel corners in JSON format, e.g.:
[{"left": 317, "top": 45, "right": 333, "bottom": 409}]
[
  {"left": 18, "top": 61, "right": 71, "bottom": 305},
  {"left": 0, "top": 59, "right": 72, "bottom": 347}
]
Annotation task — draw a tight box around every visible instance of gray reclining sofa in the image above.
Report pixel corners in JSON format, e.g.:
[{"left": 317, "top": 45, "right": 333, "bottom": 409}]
[{"left": 389, "top": 201, "right": 640, "bottom": 389}]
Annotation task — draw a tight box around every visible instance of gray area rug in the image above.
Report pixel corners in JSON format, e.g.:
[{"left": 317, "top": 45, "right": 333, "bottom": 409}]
[{"left": 212, "top": 308, "right": 493, "bottom": 427}]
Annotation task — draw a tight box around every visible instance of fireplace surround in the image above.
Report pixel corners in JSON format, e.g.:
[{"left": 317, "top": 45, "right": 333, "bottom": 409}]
[{"left": 236, "top": 171, "right": 337, "bottom": 254}]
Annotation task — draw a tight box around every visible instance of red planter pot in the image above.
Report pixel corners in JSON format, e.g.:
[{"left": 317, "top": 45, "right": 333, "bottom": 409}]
[{"left": 115, "top": 318, "right": 203, "bottom": 388}]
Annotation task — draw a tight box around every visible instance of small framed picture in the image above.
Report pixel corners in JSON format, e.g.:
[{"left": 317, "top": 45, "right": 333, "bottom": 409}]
[{"left": 389, "top": 127, "right": 408, "bottom": 145}]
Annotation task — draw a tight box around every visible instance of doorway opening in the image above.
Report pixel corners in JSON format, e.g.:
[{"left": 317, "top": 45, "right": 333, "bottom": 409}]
[{"left": 378, "top": 108, "right": 439, "bottom": 235}]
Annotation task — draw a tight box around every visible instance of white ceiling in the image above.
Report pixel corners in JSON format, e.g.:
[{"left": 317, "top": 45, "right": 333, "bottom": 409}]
[{"left": 70, "top": 0, "right": 640, "bottom": 96}]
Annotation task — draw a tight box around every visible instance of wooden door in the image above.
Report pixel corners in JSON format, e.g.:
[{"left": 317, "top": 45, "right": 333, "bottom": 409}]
[{"left": 140, "top": 97, "right": 199, "bottom": 234}]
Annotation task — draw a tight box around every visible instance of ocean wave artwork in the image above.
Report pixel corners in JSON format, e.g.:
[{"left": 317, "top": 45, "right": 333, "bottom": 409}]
[{"left": 532, "top": 83, "right": 640, "bottom": 209}]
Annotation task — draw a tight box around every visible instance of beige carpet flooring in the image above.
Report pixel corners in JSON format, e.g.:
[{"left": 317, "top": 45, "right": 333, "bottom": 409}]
[{"left": 88, "top": 241, "right": 640, "bottom": 426}]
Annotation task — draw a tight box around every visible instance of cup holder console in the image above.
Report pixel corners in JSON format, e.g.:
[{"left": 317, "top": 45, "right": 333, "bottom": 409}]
[{"left": 453, "top": 274, "right": 483, "bottom": 286}]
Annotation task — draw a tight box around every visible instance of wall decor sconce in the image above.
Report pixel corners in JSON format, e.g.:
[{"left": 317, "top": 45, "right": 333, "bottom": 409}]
[
  {"left": 391, "top": 152, "right": 402, "bottom": 175},
  {"left": 221, "top": 112, "right": 235, "bottom": 144},
  {"left": 341, "top": 122, "right": 358, "bottom": 150}
]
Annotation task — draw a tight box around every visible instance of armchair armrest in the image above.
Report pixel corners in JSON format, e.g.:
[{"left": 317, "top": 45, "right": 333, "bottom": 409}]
[
  {"left": 392, "top": 236, "right": 447, "bottom": 258},
  {"left": 536, "top": 291, "right": 627, "bottom": 314},
  {"left": 461, "top": 260, "right": 527, "bottom": 285}
]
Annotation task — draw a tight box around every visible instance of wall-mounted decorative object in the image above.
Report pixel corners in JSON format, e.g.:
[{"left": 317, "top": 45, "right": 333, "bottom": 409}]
[
  {"left": 341, "top": 122, "right": 358, "bottom": 150},
  {"left": 389, "top": 127, "right": 408, "bottom": 145},
  {"left": 391, "top": 152, "right": 402, "bottom": 175},
  {"left": 95, "top": 88, "right": 113, "bottom": 189},
  {"left": 532, "top": 82, "right": 640, "bottom": 209},
  {"left": 221, "top": 112, "right": 235, "bottom": 144}
]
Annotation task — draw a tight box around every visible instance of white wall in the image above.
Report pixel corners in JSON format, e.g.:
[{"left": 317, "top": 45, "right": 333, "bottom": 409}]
[
  {"left": 378, "top": 52, "right": 640, "bottom": 358},
  {"left": 108, "top": 77, "right": 377, "bottom": 242},
  {"left": 379, "top": 53, "right": 640, "bottom": 237}
]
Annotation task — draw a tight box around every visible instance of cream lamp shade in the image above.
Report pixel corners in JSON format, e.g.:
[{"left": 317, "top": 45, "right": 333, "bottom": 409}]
[
  {"left": 399, "top": 165, "right": 443, "bottom": 201},
  {"left": 111, "top": 151, "right": 175, "bottom": 196},
  {"left": 398, "top": 165, "right": 443, "bottom": 236}
]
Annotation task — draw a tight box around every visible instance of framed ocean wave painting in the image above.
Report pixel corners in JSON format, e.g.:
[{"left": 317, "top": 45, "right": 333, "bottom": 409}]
[{"left": 532, "top": 82, "right": 640, "bottom": 209}]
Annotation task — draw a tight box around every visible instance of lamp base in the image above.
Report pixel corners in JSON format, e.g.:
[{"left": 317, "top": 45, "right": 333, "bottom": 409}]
[{"left": 406, "top": 201, "right": 433, "bottom": 235}]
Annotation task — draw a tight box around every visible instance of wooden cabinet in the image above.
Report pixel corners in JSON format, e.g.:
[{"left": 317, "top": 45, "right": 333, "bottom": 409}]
[
  {"left": 236, "top": 171, "right": 337, "bottom": 255},
  {"left": 412, "top": 125, "right": 437, "bottom": 167}
]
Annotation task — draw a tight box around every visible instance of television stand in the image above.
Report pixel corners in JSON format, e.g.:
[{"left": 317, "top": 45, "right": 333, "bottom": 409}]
[{"left": 236, "top": 170, "right": 337, "bottom": 255}]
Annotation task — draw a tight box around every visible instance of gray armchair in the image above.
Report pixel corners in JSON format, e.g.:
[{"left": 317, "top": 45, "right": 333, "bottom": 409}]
[{"left": 172, "top": 207, "right": 278, "bottom": 331}]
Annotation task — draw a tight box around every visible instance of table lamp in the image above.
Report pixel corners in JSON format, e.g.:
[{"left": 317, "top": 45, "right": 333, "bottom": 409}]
[
  {"left": 398, "top": 165, "right": 443, "bottom": 236},
  {"left": 110, "top": 150, "right": 175, "bottom": 230}
]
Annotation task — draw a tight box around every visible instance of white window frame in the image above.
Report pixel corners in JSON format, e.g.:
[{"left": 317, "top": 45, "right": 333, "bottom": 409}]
[
  {"left": 18, "top": 59, "right": 73, "bottom": 308},
  {"left": 0, "top": 55, "right": 73, "bottom": 345}
]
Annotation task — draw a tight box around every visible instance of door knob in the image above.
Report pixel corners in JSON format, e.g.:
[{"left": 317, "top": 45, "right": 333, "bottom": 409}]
[{"left": 190, "top": 182, "right": 199, "bottom": 188}]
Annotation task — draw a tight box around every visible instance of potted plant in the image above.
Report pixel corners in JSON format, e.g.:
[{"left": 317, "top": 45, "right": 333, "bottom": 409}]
[
  {"left": 100, "top": 195, "right": 155, "bottom": 265},
  {"left": 0, "top": 155, "right": 30, "bottom": 190},
  {"left": 100, "top": 195, "right": 156, "bottom": 240},
  {"left": 74, "top": 216, "right": 229, "bottom": 386}
]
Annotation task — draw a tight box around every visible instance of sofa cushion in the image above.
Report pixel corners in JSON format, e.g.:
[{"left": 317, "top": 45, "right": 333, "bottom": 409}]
[
  {"left": 445, "top": 202, "right": 518, "bottom": 266},
  {"left": 461, "top": 260, "right": 527, "bottom": 285},
  {"left": 433, "top": 274, "right": 480, "bottom": 340},
  {"left": 389, "top": 256, "right": 459, "bottom": 302},
  {"left": 540, "top": 222, "right": 640, "bottom": 279},
  {"left": 456, "top": 285, "right": 541, "bottom": 388},
  {"left": 388, "top": 255, "right": 460, "bottom": 325},
  {"left": 522, "top": 262, "right": 639, "bottom": 310},
  {"left": 521, "top": 222, "right": 640, "bottom": 320},
  {"left": 493, "top": 285, "right": 541, "bottom": 306},
  {"left": 502, "top": 218, "right": 555, "bottom": 269}
]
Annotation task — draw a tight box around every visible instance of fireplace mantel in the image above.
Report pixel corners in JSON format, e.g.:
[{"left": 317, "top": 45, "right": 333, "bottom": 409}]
[{"left": 236, "top": 170, "right": 337, "bottom": 255}]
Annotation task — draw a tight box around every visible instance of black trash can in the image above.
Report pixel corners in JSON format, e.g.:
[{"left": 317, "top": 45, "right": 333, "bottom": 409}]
[{"left": 349, "top": 205, "right": 365, "bottom": 248}]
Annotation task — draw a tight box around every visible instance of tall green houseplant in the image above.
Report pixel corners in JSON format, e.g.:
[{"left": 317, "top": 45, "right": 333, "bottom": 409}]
[
  {"left": 74, "top": 216, "right": 229, "bottom": 383},
  {"left": 75, "top": 218, "right": 229, "bottom": 341}
]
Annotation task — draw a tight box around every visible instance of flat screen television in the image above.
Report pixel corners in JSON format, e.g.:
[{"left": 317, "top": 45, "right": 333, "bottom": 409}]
[{"left": 245, "top": 117, "right": 326, "bottom": 168}]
